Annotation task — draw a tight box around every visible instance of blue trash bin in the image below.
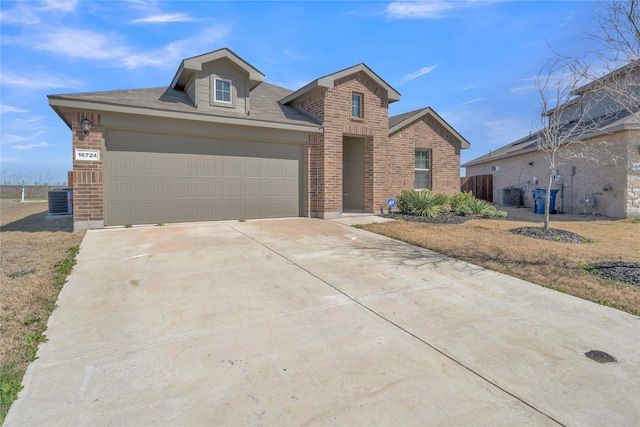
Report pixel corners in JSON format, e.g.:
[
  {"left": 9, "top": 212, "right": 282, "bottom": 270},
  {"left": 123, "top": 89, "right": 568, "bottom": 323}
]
[
  {"left": 548, "top": 189, "right": 559, "bottom": 212},
  {"left": 534, "top": 196, "right": 545, "bottom": 214},
  {"left": 531, "top": 189, "right": 543, "bottom": 214},
  {"left": 532, "top": 189, "right": 560, "bottom": 214}
]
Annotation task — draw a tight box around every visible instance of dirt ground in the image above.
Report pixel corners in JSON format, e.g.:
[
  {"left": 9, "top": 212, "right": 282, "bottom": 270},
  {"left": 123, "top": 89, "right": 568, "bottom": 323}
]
[
  {"left": 363, "top": 208, "right": 640, "bottom": 315},
  {"left": 0, "top": 200, "right": 85, "bottom": 371}
]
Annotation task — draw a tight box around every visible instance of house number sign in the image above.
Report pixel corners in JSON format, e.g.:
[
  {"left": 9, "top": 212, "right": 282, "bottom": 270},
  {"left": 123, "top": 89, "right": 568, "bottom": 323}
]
[{"left": 75, "top": 149, "right": 100, "bottom": 161}]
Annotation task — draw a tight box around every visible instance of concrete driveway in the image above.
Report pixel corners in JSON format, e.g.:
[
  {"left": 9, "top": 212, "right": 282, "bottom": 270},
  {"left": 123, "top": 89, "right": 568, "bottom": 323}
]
[{"left": 5, "top": 218, "right": 639, "bottom": 426}]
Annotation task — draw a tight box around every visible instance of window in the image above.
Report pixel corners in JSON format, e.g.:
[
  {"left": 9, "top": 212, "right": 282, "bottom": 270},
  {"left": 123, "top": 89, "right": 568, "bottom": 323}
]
[
  {"left": 352, "top": 93, "right": 363, "bottom": 118},
  {"left": 491, "top": 165, "right": 500, "bottom": 171},
  {"left": 214, "top": 78, "right": 232, "bottom": 103},
  {"left": 415, "top": 149, "right": 431, "bottom": 190}
]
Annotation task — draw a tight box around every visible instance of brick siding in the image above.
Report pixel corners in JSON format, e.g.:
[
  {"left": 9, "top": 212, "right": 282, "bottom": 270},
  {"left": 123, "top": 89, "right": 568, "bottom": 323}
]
[
  {"left": 70, "top": 111, "right": 104, "bottom": 223},
  {"left": 465, "top": 130, "right": 638, "bottom": 218},
  {"left": 295, "top": 71, "right": 392, "bottom": 215},
  {"left": 388, "top": 116, "right": 462, "bottom": 197}
]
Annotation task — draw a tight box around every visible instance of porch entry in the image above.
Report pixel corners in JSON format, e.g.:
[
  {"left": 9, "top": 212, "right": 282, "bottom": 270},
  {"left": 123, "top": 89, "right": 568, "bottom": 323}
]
[{"left": 342, "top": 136, "right": 365, "bottom": 211}]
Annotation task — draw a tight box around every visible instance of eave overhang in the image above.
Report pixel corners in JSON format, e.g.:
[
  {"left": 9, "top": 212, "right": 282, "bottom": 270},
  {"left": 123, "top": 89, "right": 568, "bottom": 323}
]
[
  {"left": 390, "top": 107, "right": 470, "bottom": 149},
  {"left": 170, "top": 48, "right": 265, "bottom": 91},
  {"left": 280, "top": 63, "right": 401, "bottom": 105},
  {"left": 48, "top": 96, "right": 323, "bottom": 134}
]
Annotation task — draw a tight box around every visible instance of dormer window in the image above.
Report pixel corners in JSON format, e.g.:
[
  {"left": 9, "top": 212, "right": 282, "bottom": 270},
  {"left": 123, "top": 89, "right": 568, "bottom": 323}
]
[
  {"left": 214, "top": 78, "right": 232, "bottom": 103},
  {"left": 352, "top": 93, "right": 363, "bottom": 118}
]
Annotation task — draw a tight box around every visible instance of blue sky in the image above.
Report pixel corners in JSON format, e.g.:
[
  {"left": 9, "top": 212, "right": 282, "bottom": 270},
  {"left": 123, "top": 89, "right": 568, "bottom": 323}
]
[{"left": 1, "top": 0, "right": 604, "bottom": 184}]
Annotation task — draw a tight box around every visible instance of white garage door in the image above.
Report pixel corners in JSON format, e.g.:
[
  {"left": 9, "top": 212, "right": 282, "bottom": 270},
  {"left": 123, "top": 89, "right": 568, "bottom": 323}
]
[{"left": 103, "top": 130, "right": 304, "bottom": 226}]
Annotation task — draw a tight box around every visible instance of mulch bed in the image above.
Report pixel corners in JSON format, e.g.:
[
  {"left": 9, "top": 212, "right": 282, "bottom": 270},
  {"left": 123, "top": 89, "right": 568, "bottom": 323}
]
[
  {"left": 509, "top": 226, "right": 588, "bottom": 243},
  {"left": 381, "top": 212, "right": 471, "bottom": 224},
  {"left": 589, "top": 262, "right": 640, "bottom": 287}
]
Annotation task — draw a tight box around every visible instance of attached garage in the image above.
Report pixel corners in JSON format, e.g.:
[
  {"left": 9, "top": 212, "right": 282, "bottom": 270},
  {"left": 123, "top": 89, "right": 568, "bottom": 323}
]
[{"left": 103, "top": 129, "right": 306, "bottom": 226}]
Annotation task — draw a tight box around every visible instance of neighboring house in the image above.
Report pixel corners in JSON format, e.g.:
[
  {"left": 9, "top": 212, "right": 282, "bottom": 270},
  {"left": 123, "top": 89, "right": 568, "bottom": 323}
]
[
  {"left": 463, "top": 64, "right": 640, "bottom": 219},
  {"left": 49, "top": 48, "right": 470, "bottom": 231}
]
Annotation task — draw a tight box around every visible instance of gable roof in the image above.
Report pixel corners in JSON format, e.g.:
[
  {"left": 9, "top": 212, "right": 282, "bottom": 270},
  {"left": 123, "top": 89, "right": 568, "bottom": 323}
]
[
  {"left": 171, "top": 48, "right": 265, "bottom": 91},
  {"left": 48, "top": 82, "right": 322, "bottom": 133},
  {"left": 462, "top": 108, "right": 639, "bottom": 167},
  {"left": 389, "top": 107, "right": 470, "bottom": 149},
  {"left": 573, "top": 60, "right": 640, "bottom": 95},
  {"left": 279, "top": 63, "right": 401, "bottom": 105}
]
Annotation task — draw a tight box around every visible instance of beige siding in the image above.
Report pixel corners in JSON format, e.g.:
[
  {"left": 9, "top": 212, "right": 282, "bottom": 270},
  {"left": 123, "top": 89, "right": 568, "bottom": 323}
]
[
  {"left": 466, "top": 132, "right": 633, "bottom": 218},
  {"left": 196, "top": 58, "right": 248, "bottom": 114},
  {"left": 185, "top": 77, "right": 196, "bottom": 106}
]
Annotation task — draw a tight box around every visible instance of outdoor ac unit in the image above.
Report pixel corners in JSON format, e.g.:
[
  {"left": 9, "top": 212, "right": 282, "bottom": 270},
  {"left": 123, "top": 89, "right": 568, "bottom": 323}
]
[{"left": 48, "top": 189, "right": 73, "bottom": 215}]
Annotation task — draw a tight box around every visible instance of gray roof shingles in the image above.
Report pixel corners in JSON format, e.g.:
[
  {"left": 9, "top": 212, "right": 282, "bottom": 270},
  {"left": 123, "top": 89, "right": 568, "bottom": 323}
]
[
  {"left": 49, "top": 82, "right": 321, "bottom": 128},
  {"left": 463, "top": 108, "right": 638, "bottom": 167}
]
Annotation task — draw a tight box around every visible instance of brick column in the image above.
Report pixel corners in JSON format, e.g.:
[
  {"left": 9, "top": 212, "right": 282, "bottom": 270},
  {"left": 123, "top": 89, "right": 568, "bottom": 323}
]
[{"left": 71, "top": 111, "right": 104, "bottom": 231}]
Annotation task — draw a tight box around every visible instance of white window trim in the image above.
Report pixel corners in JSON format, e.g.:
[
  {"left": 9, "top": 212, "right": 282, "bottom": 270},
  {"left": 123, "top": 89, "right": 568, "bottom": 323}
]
[
  {"left": 415, "top": 149, "right": 431, "bottom": 190},
  {"left": 213, "top": 77, "right": 233, "bottom": 104},
  {"left": 352, "top": 92, "right": 363, "bottom": 119}
]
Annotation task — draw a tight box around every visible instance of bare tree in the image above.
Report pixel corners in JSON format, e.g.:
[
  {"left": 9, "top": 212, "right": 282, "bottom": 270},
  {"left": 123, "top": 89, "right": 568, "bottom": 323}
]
[
  {"left": 532, "top": 1, "right": 640, "bottom": 230},
  {"left": 580, "top": 0, "right": 640, "bottom": 118},
  {"left": 534, "top": 58, "right": 605, "bottom": 230}
]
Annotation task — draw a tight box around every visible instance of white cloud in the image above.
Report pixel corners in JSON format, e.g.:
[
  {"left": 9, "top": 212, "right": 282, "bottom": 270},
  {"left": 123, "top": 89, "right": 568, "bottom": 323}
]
[
  {"left": 131, "top": 13, "right": 195, "bottom": 24},
  {"left": 510, "top": 76, "right": 537, "bottom": 95},
  {"left": 402, "top": 65, "right": 437, "bottom": 83},
  {"left": 0, "top": 0, "right": 77, "bottom": 25},
  {"left": 460, "top": 97, "right": 483, "bottom": 105},
  {"left": 121, "top": 27, "right": 230, "bottom": 69},
  {"left": 13, "top": 142, "right": 51, "bottom": 150},
  {"left": 484, "top": 118, "right": 531, "bottom": 146},
  {"left": 0, "top": 72, "right": 84, "bottom": 90},
  {"left": 40, "top": 0, "right": 78, "bottom": 12},
  {"left": 2, "top": 131, "right": 47, "bottom": 145},
  {"left": 1, "top": 105, "right": 30, "bottom": 114},
  {"left": 386, "top": 1, "right": 454, "bottom": 19},
  {"left": 33, "top": 28, "right": 130, "bottom": 61},
  {"left": 0, "top": 4, "right": 41, "bottom": 25},
  {"left": 18, "top": 25, "right": 229, "bottom": 70}
]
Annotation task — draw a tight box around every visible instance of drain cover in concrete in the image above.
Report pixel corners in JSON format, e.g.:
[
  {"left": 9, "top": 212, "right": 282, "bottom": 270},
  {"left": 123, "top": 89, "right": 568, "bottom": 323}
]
[{"left": 585, "top": 350, "right": 616, "bottom": 363}]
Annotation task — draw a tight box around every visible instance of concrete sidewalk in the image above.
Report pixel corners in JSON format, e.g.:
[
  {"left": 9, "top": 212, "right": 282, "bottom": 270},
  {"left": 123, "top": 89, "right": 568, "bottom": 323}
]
[{"left": 5, "top": 218, "right": 639, "bottom": 426}]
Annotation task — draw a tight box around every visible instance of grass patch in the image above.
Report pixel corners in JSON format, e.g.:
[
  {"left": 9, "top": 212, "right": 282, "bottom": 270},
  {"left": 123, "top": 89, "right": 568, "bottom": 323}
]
[
  {"left": 545, "top": 285, "right": 566, "bottom": 293},
  {"left": 6, "top": 269, "right": 37, "bottom": 279},
  {"left": 0, "top": 241, "right": 80, "bottom": 421},
  {"left": 0, "top": 363, "right": 24, "bottom": 424},
  {"left": 580, "top": 262, "right": 596, "bottom": 273}
]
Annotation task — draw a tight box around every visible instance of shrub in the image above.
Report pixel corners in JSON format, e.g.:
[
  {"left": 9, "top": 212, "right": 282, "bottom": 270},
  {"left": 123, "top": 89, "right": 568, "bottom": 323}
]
[
  {"left": 398, "top": 190, "right": 448, "bottom": 217},
  {"left": 449, "top": 191, "right": 475, "bottom": 212},
  {"left": 467, "top": 198, "right": 494, "bottom": 216},
  {"left": 455, "top": 205, "right": 473, "bottom": 216},
  {"left": 397, "top": 190, "right": 507, "bottom": 219}
]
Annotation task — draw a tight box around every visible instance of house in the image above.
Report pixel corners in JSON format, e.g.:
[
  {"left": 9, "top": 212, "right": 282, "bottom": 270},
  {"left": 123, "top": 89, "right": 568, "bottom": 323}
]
[
  {"left": 49, "top": 48, "right": 470, "bottom": 231},
  {"left": 463, "top": 63, "right": 640, "bottom": 218}
]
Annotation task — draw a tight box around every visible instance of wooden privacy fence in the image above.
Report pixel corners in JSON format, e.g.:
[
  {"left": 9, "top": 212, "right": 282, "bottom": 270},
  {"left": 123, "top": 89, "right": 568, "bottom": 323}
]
[{"left": 460, "top": 174, "right": 493, "bottom": 202}]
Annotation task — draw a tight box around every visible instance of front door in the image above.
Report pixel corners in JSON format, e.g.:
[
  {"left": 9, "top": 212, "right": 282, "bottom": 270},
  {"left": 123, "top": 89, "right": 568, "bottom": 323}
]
[{"left": 342, "top": 136, "right": 365, "bottom": 211}]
